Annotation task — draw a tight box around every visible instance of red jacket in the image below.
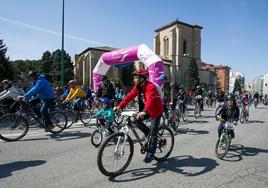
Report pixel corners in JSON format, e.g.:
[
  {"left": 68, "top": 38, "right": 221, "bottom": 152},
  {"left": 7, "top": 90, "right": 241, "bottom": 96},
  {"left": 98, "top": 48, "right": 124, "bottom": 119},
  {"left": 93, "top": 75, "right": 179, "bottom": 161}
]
[{"left": 118, "top": 81, "right": 163, "bottom": 119}]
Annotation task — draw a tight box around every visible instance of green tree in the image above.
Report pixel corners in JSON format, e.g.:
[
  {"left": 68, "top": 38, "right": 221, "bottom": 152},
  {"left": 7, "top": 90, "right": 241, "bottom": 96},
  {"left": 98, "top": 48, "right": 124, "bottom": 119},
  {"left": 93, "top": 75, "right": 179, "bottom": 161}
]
[
  {"left": 40, "top": 51, "right": 53, "bottom": 82},
  {"left": 0, "top": 38, "right": 14, "bottom": 80},
  {"left": 12, "top": 60, "right": 41, "bottom": 80},
  {"left": 185, "top": 59, "right": 200, "bottom": 90},
  {"left": 50, "top": 49, "right": 74, "bottom": 86},
  {"left": 120, "top": 64, "right": 135, "bottom": 87},
  {"left": 233, "top": 78, "right": 242, "bottom": 94}
]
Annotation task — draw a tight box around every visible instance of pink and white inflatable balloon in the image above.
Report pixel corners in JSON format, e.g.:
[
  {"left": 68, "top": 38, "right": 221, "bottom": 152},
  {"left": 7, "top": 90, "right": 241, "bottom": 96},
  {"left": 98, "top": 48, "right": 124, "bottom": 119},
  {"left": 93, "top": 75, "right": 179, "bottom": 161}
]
[{"left": 93, "top": 44, "right": 165, "bottom": 92}]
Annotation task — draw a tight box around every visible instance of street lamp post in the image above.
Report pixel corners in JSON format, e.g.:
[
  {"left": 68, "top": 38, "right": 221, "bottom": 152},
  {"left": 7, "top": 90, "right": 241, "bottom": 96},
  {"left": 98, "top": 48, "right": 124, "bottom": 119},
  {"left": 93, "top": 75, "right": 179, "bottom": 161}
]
[{"left": 60, "top": 0, "right": 65, "bottom": 88}]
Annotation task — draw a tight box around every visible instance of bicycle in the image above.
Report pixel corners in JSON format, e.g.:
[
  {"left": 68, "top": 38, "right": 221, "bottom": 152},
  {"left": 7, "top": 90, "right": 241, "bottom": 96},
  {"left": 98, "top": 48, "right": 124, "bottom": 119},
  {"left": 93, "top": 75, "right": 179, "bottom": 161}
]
[
  {"left": 91, "top": 116, "right": 119, "bottom": 147},
  {"left": 253, "top": 98, "right": 258, "bottom": 108},
  {"left": 194, "top": 98, "right": 202, "bottom": 118},
  {"left": 164, "top": 102, "right": 180, "bottom": 131},
  {"left": 60, "top": 101, "right": 92, "bottom": 129},
  {"left": 215, "top": 119, "right": 237, "bottom": 159},
  {"left": 0, "top": 101, "right": 67, "bottom": 141},
  {"left": 240, "top": 104, "right": 249, "bottom": 124},
  {"left": 97, "top": 111, "right": 174, "bottom": 177},
  {"left": 0, "top": 103, "right": 9, "bottom": 117},
  {"left": 176, "top": 100, "right": 189, "bottom": 122}
]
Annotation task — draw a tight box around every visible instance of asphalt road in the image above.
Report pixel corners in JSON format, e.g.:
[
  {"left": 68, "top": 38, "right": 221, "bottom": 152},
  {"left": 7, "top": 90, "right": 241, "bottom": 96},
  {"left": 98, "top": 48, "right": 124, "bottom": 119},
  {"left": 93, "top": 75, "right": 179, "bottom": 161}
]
[{"left": 0, "top": 104, "right": 268, "bottom": 188}]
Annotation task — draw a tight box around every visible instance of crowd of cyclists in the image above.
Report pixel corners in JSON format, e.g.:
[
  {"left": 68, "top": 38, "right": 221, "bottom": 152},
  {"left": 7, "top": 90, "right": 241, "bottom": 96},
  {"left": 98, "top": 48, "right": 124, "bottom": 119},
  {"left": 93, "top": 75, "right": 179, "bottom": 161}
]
[{"left": 0, "top": 68, "right": 266, "bottom": 167}]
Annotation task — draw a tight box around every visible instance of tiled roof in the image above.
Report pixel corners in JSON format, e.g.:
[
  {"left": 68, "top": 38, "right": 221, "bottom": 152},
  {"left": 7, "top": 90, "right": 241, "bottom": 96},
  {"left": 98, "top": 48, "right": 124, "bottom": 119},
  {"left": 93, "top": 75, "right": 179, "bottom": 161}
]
[{"left": 155, "top": 19, "right": 203, "bottom": 32}]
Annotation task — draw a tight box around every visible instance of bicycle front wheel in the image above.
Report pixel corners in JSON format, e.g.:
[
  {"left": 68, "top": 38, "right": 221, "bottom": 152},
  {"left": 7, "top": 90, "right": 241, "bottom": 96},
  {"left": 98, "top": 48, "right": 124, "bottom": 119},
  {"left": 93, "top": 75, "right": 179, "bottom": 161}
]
[
  {"left": 0, "top": 114, "right": 29, "bottom": 141},
  {"left": 194, "top": 106, "right": 198, "bottom": 119},
  {"left": 240, "top": 111, "right": 245, "bottom": 124},
  {"left": 80, "top": 109, "right": 92, "bottom": 125},
  {"left": 49, "top": 111, "right": 67, "bottom": 133},
  {"left": 62, "top": 110, "right": 75, "bottom": 129},
  {"left": 181, "top": 107, "right": 189, "bottom": 122},
  {"left": 91, "top": 129, "right": 103, "bottom": 147},
  {"left": 154, "top": 126, "right": 174, "bottom": 162},
  {"left": 215, "top": 133, "right": 230, "bottom": 159},
  {"left": 97, "top": 132, "right": 134, "bottom": 177}
]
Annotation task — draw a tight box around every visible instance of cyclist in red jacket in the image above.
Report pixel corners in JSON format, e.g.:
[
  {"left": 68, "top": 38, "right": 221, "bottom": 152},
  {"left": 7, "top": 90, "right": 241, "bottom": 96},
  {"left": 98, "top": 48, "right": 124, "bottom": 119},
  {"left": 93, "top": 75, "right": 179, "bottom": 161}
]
[{"left": 116, "top": 68, "right": 163, "bottom": 163}]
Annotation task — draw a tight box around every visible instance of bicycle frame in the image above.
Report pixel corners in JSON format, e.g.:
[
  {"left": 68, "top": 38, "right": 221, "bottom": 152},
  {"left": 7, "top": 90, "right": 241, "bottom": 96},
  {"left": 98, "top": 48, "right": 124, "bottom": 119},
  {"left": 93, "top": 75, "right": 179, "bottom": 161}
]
[{"left": 115, "top": 117, "right": 146, "bottom": 154}]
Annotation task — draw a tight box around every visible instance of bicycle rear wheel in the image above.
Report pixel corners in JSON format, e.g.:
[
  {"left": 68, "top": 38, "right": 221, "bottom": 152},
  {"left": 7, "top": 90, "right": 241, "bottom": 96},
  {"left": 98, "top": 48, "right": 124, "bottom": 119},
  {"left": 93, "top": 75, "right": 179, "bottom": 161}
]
[
  {"left": 0, "top": 114, "right": 29, "bottom": 141},
  {"left": 49, "top": 111, "right": 67, "bottom": 133},
  {"left": 154, "top": 126, "right": 174, "bottom": 162},
  {"left": 80, "top": 109, "right": 92, "bottom": 125},
  {"left": 97, "top": 132, "right": 134, "bottom": 177},
  {"left": 215, "top": 133, "right": 230, "bottom": 159}
]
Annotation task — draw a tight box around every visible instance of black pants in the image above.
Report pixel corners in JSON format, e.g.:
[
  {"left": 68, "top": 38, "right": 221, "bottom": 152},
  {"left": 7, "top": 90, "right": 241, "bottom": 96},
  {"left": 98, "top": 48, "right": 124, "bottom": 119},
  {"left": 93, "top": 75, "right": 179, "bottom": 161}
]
[
  {"left": 135, "top": 114, "right": 161, "bottom": 137},
  {"left": 29, "top": 98, "right": 42, "bottom": 117}
]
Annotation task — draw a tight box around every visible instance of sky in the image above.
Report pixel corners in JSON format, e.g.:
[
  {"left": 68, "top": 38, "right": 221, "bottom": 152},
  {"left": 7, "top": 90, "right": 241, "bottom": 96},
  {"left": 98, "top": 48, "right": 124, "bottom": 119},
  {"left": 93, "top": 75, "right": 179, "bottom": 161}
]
[{"left": 0, "top": 0, "right": 268, "bottom": 82}]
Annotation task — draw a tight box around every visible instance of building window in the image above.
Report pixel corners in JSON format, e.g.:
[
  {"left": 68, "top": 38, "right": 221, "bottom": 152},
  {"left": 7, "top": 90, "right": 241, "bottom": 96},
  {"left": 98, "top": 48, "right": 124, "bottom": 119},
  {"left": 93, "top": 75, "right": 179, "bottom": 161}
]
[
  {"left": 163, "top": 36, "right": 169, "bottom": 56},
  {"left": 183, "top": 40, "right": 188, "bottom": 55}
]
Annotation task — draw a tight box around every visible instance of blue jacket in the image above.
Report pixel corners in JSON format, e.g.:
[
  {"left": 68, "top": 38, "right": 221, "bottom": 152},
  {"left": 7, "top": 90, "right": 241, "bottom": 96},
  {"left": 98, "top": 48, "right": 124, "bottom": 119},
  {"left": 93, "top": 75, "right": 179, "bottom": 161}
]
[
  {"left": 61, "top": 88, "right": 70, "bottom": 98},
  {"left": 24, "top": 74, "right": 55, "bottom": 101}
]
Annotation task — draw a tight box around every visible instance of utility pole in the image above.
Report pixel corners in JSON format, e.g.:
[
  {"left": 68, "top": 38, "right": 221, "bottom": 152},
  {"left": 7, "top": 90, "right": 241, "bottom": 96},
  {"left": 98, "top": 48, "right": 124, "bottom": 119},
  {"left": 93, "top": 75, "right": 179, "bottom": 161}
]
[{"left": 60, "top": 0, "right": 65, "bottom": 88}]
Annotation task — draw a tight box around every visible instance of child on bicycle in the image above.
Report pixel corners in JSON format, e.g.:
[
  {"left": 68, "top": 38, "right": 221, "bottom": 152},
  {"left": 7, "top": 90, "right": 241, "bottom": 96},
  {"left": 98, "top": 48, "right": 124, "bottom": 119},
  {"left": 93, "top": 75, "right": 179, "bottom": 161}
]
[
  {"left": 216, "top": 94, "right": 239, "bottom": 139},
  {"left": 95, "top": 98, "right": 115, "bottom": 135}
]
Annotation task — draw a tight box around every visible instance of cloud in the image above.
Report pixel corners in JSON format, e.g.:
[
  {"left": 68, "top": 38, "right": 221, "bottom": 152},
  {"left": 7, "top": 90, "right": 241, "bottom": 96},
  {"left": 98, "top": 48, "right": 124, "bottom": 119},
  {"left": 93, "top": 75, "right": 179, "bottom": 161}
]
[{"left": 0, "top": 16, "right": 112, "bottom": 46}]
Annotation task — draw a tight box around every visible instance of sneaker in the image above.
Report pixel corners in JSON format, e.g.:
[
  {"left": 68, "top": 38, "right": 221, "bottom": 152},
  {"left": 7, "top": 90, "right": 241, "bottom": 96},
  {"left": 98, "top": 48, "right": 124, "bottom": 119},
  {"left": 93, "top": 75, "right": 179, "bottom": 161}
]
[
  {"left": 45, "top": 124, "right": 55, "bottom": 132},
  {"left": 143, "top": 152, "right": 155, "bottom": 163}
]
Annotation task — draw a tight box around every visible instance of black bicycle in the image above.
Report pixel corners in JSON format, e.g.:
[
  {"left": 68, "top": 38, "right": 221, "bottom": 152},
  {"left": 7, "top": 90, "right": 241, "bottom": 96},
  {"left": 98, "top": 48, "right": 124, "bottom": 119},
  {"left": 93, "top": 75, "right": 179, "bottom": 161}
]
[
  {"left": 0, "top": 101, "right": 67, "bottom": 141},
  {"left": 194, "top": 99, "right": 202, "bottom": 118},
  {"left": 97, "top": 111, "right": 174, "bottom": 177},
  {"left": 58, "top": 101, "right": 92, "bottom": 129}
]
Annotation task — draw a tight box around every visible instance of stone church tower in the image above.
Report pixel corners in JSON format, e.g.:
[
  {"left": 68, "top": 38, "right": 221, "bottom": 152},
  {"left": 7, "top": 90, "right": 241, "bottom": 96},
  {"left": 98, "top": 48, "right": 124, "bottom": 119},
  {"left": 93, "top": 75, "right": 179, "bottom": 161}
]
[{"left": 153, "top": 19, "right": 202, "bottom": 86}]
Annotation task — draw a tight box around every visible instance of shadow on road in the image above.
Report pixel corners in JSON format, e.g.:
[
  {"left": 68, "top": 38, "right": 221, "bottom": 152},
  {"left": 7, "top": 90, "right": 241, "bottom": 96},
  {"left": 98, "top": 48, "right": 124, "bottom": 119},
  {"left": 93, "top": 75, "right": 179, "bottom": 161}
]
[
  {"left": 220, "top": 145, "right": 268, "bottom": 162},
  {"left": 245, "top": 120, "right": 265, "bottom": 124},
  {"left": 186, "top": 120, "right": 209, "bottom": 124},
  {"left": 0, "top": 160, "right": 46, "bottom": 179},
  {"left": 200, "top": 115, "right": 215, "bottom": 119},
  {"left": 21, "top": 137, "right": 49, "bottom": 142},
  {"left": 242, "top": 146, "right": 268, "bottom": 156},
  {"left": 49, "top": 131, "right": 91, "bottom": 141},
  {"left": 184, "top": 128, "right": 209, "bottom": 135},
  {"left": 222, "top": 144, "right": 244, "bottom": 162},
  {"left": 109, "top": 155, "right": 218, "bottom": 182}
]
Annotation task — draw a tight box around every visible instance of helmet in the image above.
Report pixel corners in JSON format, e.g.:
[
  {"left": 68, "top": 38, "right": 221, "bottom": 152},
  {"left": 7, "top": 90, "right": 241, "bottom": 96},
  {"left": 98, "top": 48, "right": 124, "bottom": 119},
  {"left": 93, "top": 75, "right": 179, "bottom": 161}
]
[
  {"left": 68, "top": 79, "right": 77, "bottom": 85},
  {"left": 27, "top": 70, "right": 38, "bottom": 78},
  {"left": 158, "top": 74, "right": 168, "bottom": 82},
  {"left": 1, "top": 79, "right": 12, "bottom": 85},
  {"left": 133, "top": 68, "right": 149, "bottom": 78},
  {"left": 101, "top": 97, "right": 110, "bottom": 104},
  {"left": 226, "top": 94, "right": 235, "bottom": 101},
  {"left": 196, "top": 85, "right": 201, "bottom": 89}
]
